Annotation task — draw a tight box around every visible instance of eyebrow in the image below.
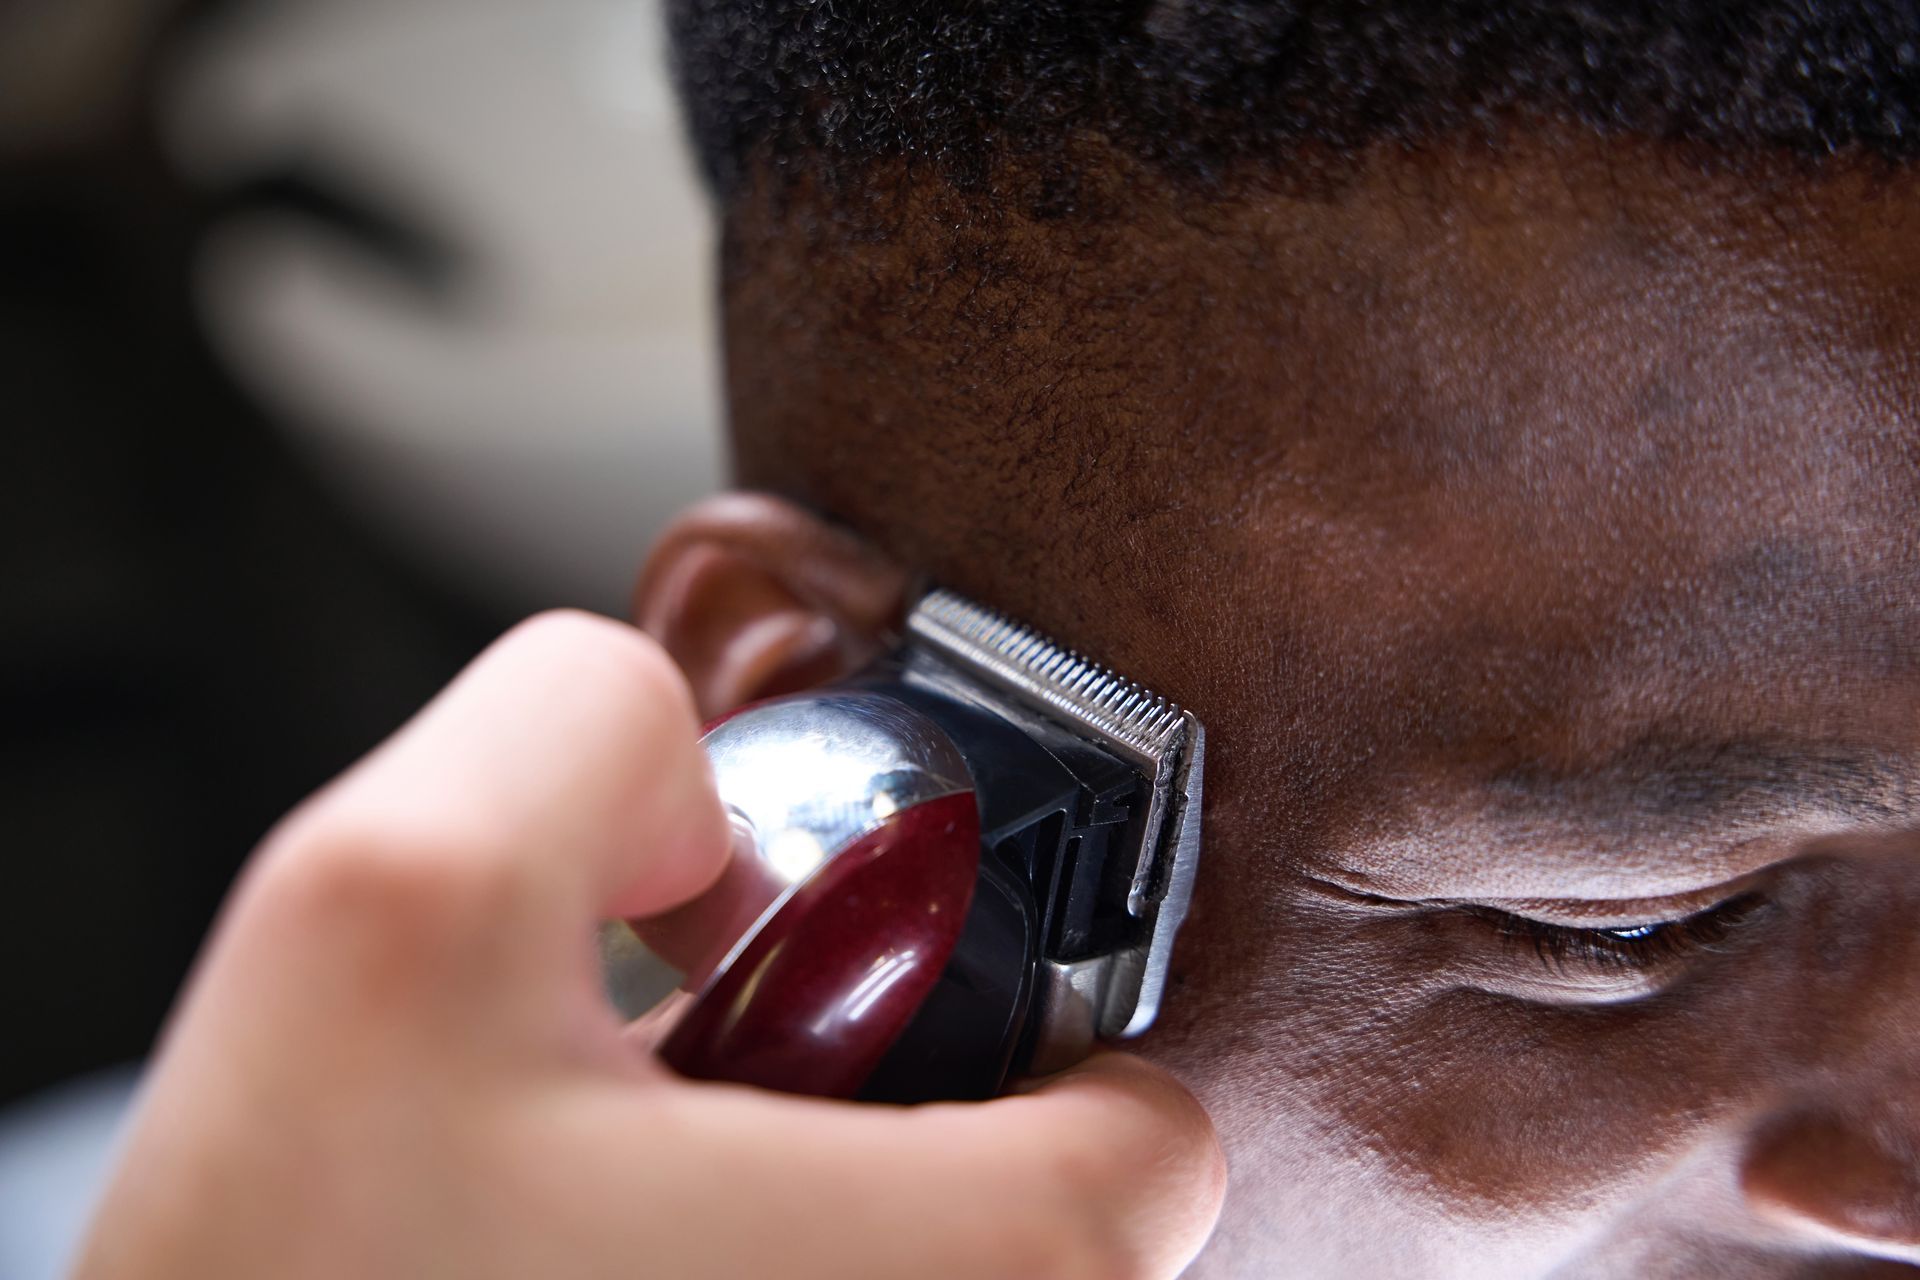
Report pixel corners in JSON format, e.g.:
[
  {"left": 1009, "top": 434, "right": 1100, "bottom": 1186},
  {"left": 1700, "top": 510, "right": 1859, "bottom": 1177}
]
[{"left": 1486, "top": 735, "right": 1920, "bottom": 837}]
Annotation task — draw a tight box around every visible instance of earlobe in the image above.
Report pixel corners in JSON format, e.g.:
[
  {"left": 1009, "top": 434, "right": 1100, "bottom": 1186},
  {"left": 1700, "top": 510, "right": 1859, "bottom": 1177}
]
[{"left": 633, "top": 493, "right": 912, "bottom": 720}]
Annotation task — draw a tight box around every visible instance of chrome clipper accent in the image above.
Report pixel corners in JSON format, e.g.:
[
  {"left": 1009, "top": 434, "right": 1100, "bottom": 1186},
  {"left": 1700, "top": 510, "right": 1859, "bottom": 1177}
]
[{"left": 905, "top": 589, "right": 1206, "bottom": 1054}]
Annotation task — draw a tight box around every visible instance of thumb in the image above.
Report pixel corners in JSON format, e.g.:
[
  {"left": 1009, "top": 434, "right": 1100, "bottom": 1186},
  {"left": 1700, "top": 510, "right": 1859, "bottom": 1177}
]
[
  {"left": 602, "top": 1050, "right": 1225, "bottom": 1279},
  {"left": 1001, "top": 1052, "right": 1230, "bottom": 1278}
]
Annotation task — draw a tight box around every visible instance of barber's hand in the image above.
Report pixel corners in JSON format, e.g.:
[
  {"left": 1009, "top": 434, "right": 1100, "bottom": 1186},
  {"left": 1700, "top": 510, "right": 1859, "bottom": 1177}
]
[{"left": 74, "top": 613, "right": 1225, "bottom": 1280}]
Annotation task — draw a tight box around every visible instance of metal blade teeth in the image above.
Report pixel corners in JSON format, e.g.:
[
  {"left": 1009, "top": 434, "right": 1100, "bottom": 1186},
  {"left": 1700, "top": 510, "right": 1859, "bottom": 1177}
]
[{"left": 908, "top": 589, "right": 1187, "bottom": 760}]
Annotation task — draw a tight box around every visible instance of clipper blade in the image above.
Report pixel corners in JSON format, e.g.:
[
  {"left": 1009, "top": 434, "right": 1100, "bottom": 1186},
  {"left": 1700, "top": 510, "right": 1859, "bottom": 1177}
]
[{"left": 904, "top": 589, "right": 1205, "bottom": 1043}]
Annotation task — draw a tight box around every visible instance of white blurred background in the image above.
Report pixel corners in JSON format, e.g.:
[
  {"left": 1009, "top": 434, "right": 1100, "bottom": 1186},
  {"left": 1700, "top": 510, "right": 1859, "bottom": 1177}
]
[{"left": 169, "top": 0, "right": 723, "bottom": 612}]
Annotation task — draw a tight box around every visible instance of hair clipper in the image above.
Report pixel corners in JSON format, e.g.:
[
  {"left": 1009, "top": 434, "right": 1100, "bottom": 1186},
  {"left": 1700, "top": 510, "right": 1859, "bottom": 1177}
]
[{"left": 623, "top": 589, "right": 1205, "bottom": 1103}]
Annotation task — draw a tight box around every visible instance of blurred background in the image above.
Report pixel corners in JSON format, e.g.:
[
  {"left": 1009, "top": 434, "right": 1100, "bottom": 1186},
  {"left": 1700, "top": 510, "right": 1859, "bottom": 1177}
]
[{"left": 1, "top": 0, "right": 720, "bottom": 1269}]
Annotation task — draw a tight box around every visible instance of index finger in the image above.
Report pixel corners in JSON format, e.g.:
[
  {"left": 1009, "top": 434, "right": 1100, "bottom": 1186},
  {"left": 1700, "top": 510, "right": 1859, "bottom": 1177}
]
[{"left": 261, "top": 610, "right": 731, "bottom": 937}]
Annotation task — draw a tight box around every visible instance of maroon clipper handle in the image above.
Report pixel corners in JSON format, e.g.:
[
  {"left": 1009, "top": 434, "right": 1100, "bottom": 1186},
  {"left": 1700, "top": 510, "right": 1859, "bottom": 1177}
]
[{"left": 658, "top": 793, "right": 981, "bottom": 1099}]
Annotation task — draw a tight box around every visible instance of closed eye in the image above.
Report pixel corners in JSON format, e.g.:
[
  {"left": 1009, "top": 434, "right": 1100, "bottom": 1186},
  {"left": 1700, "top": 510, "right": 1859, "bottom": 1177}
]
[{"left": 1471, "top": 893, "right": 1767, "bottom": 974}]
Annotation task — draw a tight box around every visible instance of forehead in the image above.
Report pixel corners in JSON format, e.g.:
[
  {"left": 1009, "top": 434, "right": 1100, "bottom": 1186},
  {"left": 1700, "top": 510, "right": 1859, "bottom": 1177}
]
[
  {"left": 1188, "top": 155, "right": 1920, "bottom": 658},
  {"left": 1122, "top": 144, "right": 1920, "bottom": 883},
  {"left": 1262, "top": 165, "right": 1920, "bottom": 887},
  {"left": 732, "top": 136, "right": 1920, "bottom": 544},
  {"left": 1108, "top": 140, "right": 1920, "bottom": 517},
  {"left": 725, "top": 138, "right": 1920, "bottom": 886}
]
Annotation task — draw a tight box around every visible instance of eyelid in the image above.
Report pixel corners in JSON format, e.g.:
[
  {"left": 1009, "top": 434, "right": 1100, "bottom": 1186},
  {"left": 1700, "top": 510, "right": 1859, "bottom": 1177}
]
[{"left": 1458, "top": 871, "right": 1771, "bottom": 930}]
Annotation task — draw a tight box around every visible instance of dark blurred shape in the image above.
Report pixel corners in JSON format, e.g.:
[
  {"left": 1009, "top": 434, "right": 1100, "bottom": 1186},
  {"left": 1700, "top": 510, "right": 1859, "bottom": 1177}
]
[
  {"left": 0, "top": 0, "right": 507, "bottom": 1105},
  {"left": 208, "top": 158, "right": 469, "bottom": 298}
]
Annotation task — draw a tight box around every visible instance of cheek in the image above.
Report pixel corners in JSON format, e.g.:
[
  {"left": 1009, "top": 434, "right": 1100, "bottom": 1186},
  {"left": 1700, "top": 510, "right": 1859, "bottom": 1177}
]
[
  {"left": 1142, "top": 904, "right": 1693, "bottom": 1272},
  {"left": 1142, "top": 851, "right": 1913, "bottom": 1259},
  {"left": 1338, "top": 863, "right": 1916, "bottom": 1222},
  {"left": 1354, "top": 990, "right": 1729, "bottom": 1215}
]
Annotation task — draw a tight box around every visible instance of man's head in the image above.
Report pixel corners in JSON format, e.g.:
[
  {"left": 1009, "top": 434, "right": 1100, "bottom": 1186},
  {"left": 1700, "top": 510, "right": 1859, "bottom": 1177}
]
[{"left": 636, "top": 5, "right": 1920, "bottom": 1274}]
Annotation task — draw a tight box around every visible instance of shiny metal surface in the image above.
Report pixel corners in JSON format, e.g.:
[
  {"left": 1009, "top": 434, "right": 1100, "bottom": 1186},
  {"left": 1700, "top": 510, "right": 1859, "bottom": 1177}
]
[
  {"left": 1025, "top": 957, "right": 1109, "bottom": 1076},
  {"left": 705, "top": 692, "right": 975, "bottom": 889},
  {"left": 1122, "top": 719, "right": 1204, "bottom": 1038},
  {"left": 904, "top": 589, "right": 1207, "bottom": 1043},
  {"left": 909, "top": 589, "right": 1188, "bottom": 769}
]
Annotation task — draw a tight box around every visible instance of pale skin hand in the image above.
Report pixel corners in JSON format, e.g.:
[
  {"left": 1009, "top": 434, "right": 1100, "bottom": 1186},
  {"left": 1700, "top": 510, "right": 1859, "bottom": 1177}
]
[{"left": 73, "top": 612, "right": 1226, "bottom": 1280}]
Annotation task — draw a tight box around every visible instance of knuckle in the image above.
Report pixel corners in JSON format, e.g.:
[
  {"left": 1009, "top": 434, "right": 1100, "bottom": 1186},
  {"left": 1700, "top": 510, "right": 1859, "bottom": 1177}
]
[
  {"left": 974, "top": 1149, "right": 1137, "bottom": 1280},
  {"left": 508, "top": 610, "right": 693, "bottom": 724},
  {"left": 1088, "top": 1058, "right": 1224, "bottom": 1190},
  {"left": 989, "top": 1210, "right": 1137, "bottom": 1280},
  {"left": 1136, "top": 1076, "right": 1227, "bottom": 1205},
  {"left": 1194, "top": 1123, "right": 1230, "bottom": 1219},
  {"left": 496, "top": 611, "right": 707, "bottom": 793},
  {"left": 1003, "top": 1073, "right": 1222, "bottom": 1280},
  {"left": 255, "top": 802, "right": 530, "bottom": 971},
  {"left": 1059, "top": 1225, "right": 1141, "bottom": 1280}
]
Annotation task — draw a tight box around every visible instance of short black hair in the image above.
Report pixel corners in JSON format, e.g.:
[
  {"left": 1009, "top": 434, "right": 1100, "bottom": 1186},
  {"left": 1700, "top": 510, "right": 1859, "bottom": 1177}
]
[{"left": 669, "top": 1, "right": 1920, "bottom": 204}]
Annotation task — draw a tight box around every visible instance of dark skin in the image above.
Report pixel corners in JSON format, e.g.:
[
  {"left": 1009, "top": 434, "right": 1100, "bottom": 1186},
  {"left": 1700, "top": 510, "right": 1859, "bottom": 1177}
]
[{"left": 636, "top": 132, "right": 1920, "bottom": 1276}]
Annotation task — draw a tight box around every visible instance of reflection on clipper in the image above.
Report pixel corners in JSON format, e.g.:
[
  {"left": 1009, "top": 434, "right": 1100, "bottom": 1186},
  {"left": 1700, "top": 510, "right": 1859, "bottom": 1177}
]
[
  {"left": 764, "top": 829, "right": 826, "bottom": 883},
  {"left": 818, "top": 950, "right": 923, "bottom": 1035}
]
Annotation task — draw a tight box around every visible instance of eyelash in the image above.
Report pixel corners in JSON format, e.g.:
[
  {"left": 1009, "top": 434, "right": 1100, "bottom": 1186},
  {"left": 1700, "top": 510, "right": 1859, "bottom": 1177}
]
[{"left": 1480, "top": 894, "right": 1765, "bottom": 973}]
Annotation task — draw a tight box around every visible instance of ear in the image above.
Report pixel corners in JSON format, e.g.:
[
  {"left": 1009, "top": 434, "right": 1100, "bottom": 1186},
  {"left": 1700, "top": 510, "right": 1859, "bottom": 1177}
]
[{"left": 633, "top": 493, "right": 914, "bottom": 720}]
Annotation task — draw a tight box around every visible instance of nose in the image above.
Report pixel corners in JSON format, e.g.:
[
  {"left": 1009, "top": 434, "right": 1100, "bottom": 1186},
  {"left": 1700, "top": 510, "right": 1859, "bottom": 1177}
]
[{"left": 1740, "top": 1103, "right": 1920, "bottom": 1264}]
